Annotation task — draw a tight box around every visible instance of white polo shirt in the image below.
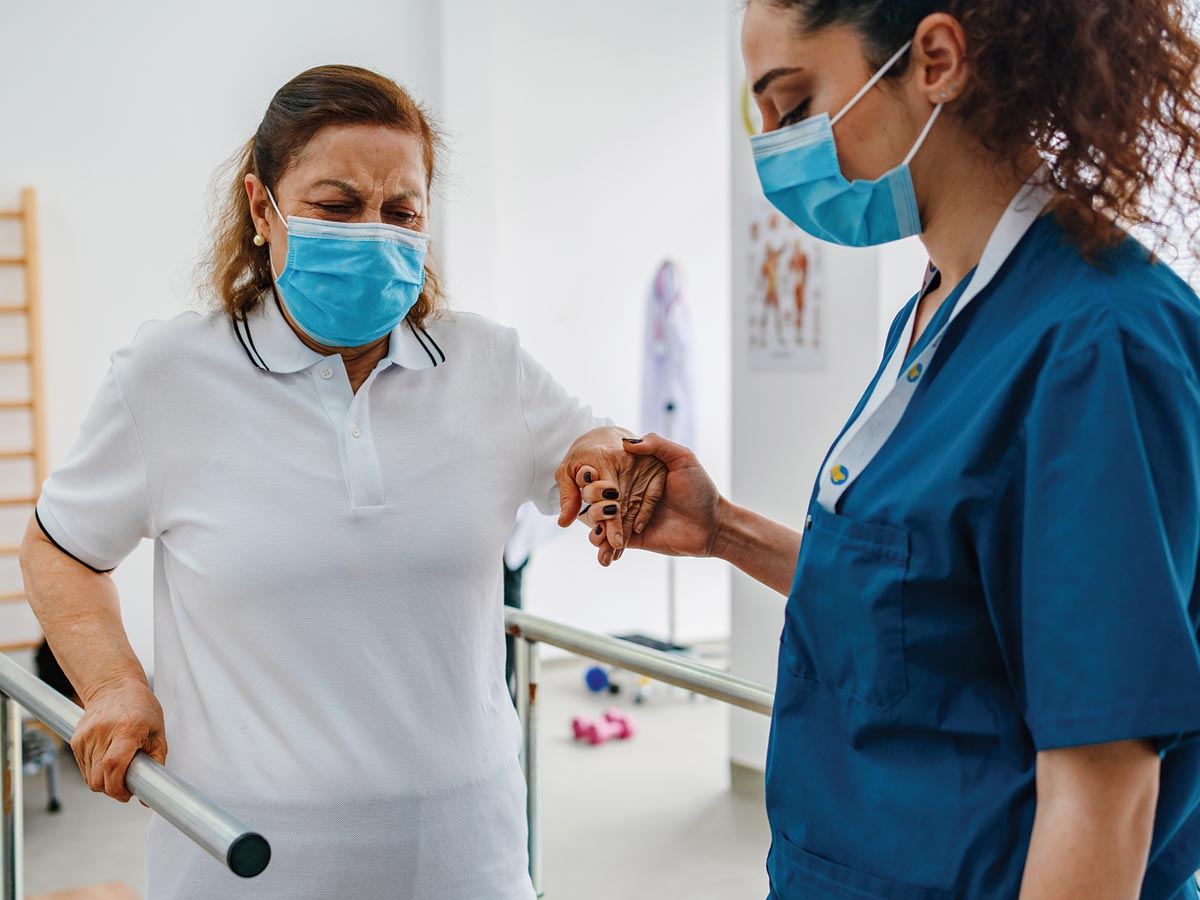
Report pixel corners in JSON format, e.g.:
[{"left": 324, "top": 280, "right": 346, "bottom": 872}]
[{"left": 36, "top": 293, "right": 601, "bottom": 900}]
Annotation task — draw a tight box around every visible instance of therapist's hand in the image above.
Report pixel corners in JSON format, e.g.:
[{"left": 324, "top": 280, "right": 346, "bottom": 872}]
[
  {"left": 72, "top": 677, "right": 168, "bottom": 804},
  {"left": 556, "top": 426, "right": 668, "bottom": 560},
  {"left": 586, "top": 433, "right": 726, "bottom": 562}
]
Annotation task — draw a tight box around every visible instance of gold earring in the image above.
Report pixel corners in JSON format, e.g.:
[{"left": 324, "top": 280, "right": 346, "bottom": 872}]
[{"left": 253, "top": 234, "right": 266, "bottom": 247}]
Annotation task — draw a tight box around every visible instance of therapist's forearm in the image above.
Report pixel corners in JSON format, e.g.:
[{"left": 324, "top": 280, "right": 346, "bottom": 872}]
[
  {"left": 19, "top": 518, "right": 148, "bottom": 705},
  {"left": 1018, "top": 741, "right": 1160, "bottom": 900},
  {"left": 712, "top": 500, "right": 803, "bottom": 596}
]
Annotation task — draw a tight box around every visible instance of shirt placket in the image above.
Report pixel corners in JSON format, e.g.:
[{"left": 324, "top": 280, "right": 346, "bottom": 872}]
[{"left": 312, "top": 357, "right": 388, "bottom": 508}]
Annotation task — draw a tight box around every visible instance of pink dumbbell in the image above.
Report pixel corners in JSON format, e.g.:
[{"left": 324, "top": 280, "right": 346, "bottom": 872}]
[{"left": 571, "top": 710, "right": 636, "bottom": 745}]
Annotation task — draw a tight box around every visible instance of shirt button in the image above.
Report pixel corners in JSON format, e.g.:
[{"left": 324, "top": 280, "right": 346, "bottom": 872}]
[
  {"left": 319, "top": 366, "right": 333, "bottom": 380},
  {"left": 805, "top": 514, "right": 813, "bottom": 531},
  {"left": 350, "top": 424, "right": 362, "bottom": 439}
]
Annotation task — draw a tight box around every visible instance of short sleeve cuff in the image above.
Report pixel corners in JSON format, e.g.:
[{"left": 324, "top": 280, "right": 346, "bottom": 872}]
[
  {"left": 1029, "top": 694, "right": 1200, "bottom": 752},
  {"left": 34, "top": 500, "right": 119, "bottom": 573}
]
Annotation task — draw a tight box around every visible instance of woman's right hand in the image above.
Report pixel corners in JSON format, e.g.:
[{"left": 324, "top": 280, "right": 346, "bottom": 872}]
[
  {"left": 588, "top": 433, "right": 727, "bottom": 561},
  {"left": 71, "top": 678, "right": 168, "bottom": 804}
]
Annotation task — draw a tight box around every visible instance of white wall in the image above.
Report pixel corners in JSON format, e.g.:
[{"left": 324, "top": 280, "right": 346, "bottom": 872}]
[
  {"left": 439, "top": 0, "right": 734, "bottom": 643},
  {"left": 0, "top": 1, "right": 443, "bottom": 669}
]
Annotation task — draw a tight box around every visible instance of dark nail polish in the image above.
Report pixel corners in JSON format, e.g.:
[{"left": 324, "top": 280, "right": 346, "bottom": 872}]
[
  {"left": 622, "top": 438, "right": 643, "bottom": 444},
  {"left": 603, "top": 504, "right": 619, "bottom": 516},
  {"left": 595, "top": 525, "right": 604, "bottom": 535},
  {"left": 583, "top": 472, "right": 594, "bottom": 483},
  {"left": 602, "top": 489, "right": 619, "bottom": 500}
]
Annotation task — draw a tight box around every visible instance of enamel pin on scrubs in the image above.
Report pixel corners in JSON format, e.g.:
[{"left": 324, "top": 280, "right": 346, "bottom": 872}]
[{"left": 816, "top": 173, "right": 1057, "bottom": 513}]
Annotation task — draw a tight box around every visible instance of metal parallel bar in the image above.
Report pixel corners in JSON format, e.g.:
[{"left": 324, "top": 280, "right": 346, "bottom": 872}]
[
  {"left": 1, "top": 693, "right": 22, "bottom": 900},
  {"left": 0, "top": 654, "right": 271, "bottom": 878},
  {"left": 504, "top": 609, "right": 775, "bottom": 716},
  {"left": 526, "top": 640, "right": 542, "bottom": 898}
]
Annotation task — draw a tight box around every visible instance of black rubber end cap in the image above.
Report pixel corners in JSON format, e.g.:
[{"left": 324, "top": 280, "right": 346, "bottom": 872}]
[{"left": 228, "top": 832, "right": 271, "bottom": 878}]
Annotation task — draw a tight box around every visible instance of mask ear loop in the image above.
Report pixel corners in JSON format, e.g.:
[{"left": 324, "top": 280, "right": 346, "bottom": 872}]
[
  {"left": 903, "top": 102, "right": 944, "bottom": 166},
  {"left": 264, "top": 186, "right": 290, "bottom": 233},
  {"left": 262, "top": 185, "right": 289, "bottom": 283},
  {"left": 831, "top": 40, "right": 914, "bottom": 127}
]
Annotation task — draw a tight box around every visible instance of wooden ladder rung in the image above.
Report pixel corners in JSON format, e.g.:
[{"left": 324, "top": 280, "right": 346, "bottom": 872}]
[
  {"left": 0, "top": 640, "right": 39, "bottom": 654},
  {"left": 0, "top": 354, "right": 30, "bottom": 364},
  {"left": 0, "top": 401, "right": 32, "bottom": 410},
  {"left": 0, "top": 212, "right": 20, "bottom": 220},
  {"left": 0, "top": 449, "right": 34, "bottom": 459},
  {"left": 0, "top": 591, "right": 27, "bottom": 604},
  {"left": 0, "top": 258, "right": 27, "bottom": 266},
  {"left": 0, "top": 497, "right": 34, "bottom": 507},
  {"left": 0, "top": 545, "right": 21, "bottom": 556},
  {"left": 0, "top": 306, "right": 27, "bottom": 314}
]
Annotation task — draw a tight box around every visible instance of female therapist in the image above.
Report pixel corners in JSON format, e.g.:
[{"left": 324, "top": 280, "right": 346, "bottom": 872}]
[{"left": 584, "top": 0, "right": 1200, "bottom": 897}]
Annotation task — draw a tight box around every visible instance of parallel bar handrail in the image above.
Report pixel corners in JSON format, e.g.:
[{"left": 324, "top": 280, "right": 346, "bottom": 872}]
[
  {"left": 506, "top": 610, "right": 774, "bottom": 898},
  {"left": 0, "top": 653, "right": 270, "bottom": 880},
  {"left": 504, "top": 609, "right": 775, "bottom": 716}
]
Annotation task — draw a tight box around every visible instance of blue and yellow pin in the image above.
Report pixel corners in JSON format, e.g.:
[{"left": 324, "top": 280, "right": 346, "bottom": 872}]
[
  {"left": 830, "top": 464, "right": 850, "bottom": 485},
  {"left": 906, "top": 363, "right": 924, "bottom": 383}
]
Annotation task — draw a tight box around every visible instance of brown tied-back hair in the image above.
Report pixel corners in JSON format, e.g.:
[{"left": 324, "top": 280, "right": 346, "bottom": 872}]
[
  {"left": 768, "top": 0, "right": 1200, "bottom": 262},
  {"left": 203, "top": 65, "right": 445, "bottom": 326}
]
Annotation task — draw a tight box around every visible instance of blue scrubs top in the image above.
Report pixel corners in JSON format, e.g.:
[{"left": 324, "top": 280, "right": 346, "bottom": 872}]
[{"left": 766, "top": 213, "right": 1200, "bottom": 900}]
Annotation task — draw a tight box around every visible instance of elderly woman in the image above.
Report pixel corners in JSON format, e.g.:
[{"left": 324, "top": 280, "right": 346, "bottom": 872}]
[{"left": 18, "top": 65, "right": 659, "bottom": 900}]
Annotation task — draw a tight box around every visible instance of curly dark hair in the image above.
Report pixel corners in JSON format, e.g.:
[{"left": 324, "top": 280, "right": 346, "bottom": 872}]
[
  {"left": 766, "top": 0, "right": 1200, "bottom": 263},
  {"left": 202, "top": 65, "right": 445, "bottom": 325}
]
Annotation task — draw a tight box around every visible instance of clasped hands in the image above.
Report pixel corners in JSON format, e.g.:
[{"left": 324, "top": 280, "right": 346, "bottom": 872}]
[{"left": 554, "top": 426, "right": 725, "bottom": 566}]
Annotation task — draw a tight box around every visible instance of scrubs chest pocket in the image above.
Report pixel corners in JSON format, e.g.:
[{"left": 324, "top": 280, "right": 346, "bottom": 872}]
[{"left": 782, "top": 505, "right": 910, "bottom": 710}]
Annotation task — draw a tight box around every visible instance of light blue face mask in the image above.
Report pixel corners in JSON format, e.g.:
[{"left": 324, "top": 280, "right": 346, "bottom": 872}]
[
  {"left": 751, "top": 41, "right": 944, "bottom": 247},
  {"left": 265, "top": 187, "right": 429, "bottom": 348}
]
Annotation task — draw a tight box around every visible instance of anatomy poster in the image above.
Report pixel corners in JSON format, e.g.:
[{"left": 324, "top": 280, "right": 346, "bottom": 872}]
[{"left": 746, "top": 194, "right": 827, "bottom": 371}]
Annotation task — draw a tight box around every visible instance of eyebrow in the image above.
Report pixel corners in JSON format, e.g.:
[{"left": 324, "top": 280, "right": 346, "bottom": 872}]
[
  {"left": 309, "top": 179, "right": 422, "bottom": 203},
  {"left": 753, "top": 67, "right": 804, "bottom": 95}
]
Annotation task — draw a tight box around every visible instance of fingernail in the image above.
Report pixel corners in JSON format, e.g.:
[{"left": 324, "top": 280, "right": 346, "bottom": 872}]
[
  {"left": 603, "top": 552, "right": 613, "bottom": 566},
  {"left": 602, "top": 489, "right": 619, "bottom": 500},
  {"left": 635, "top": 522, "right": 646, "bottom": 534},
  {"left": 603, "top": 505, "right": 618, "bottom": 516},
  {"left": 583, "top": 472, "right": 594, "bottom": 483},
  {"left": 623, "top": 438, "right": 643, "bottom": 444},
  {"left": 595, "top": 525, "right": 603, "bottom": 535},
  {"left": 615, "top": 549, "right": 624, "bottom": 561}
]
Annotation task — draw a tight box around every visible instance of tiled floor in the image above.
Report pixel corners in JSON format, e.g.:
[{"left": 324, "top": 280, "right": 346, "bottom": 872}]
[{"left": 19, "top": 654, "right": 770, "bottom": 899}]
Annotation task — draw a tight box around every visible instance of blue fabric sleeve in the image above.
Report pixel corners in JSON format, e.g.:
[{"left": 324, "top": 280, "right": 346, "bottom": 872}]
[{"left": 978, "top": 332, "right": 1200, "bottom": 751}]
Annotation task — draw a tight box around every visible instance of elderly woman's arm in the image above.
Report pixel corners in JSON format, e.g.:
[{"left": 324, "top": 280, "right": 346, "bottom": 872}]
[{"left": 19, "top": 517, "right": 167, "bottom": 803}]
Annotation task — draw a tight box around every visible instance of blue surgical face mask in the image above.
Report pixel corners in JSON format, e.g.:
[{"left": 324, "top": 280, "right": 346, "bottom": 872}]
[
  {"left": 751, "top": 41, "right": 943, "bottom": 247},
  {"left": 265, "top": 187, "right": 429, "bottom": 348}
]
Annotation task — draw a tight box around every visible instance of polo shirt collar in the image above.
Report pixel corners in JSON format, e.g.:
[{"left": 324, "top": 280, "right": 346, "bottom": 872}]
[{"left": 234, "top": 290, "right": 446, "bottom": 374}]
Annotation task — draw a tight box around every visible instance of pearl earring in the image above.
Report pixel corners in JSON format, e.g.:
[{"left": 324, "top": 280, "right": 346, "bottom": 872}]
[
  {"left": 939, "top": 91, "right": 948, "bottom": 101},
  {"left": 253, "top": 234, "right": 266, "bottom": 247}
]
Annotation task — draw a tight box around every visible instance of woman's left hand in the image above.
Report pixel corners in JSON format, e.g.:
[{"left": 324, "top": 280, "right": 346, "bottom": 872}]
[{"left": 556, "top": 426, "right": 667, "bottom": 564}]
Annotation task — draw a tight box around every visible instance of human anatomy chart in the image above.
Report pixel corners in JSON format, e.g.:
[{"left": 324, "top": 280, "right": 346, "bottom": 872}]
[{"left": 746, "top": 194, "right": 827, "bottom": 371}]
